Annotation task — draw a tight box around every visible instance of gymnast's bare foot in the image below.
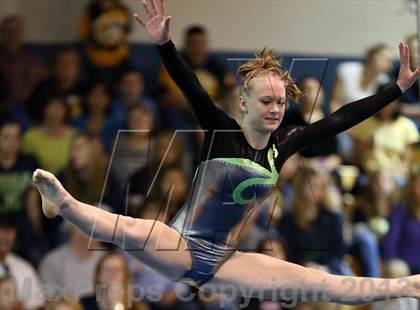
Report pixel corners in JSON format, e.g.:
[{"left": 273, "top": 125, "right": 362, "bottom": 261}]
[{"left": 32, "top": 169, "right": 72, "bottom": 218}]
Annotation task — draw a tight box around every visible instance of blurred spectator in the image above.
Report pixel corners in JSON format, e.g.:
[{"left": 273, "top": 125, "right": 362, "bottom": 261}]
[
  {"left": 352, "top": 170, "right": 397, "bottom": 236},
  {"left": 110, "top": 68, "right": 159, "bottom": 129},
  {"left": 329, "top": 43, "right": 392, "bottom": 161},
  {"left": 330, "top": 43, "right": 392, "bottom": 112},
  {"left": 0, "top": 120, "right": 38, "bottom": 216},
  {"left": 276, "top": 155, "right": 299, "bottom": 213},
  {"left": 45, "top": 298, "right": 83, "bottom": 310},
  {"left": 78, "top": 0, "right": 131, "bottom": 82},
  {"left": 350, "top": 84, "right": 419, "bottom": 185},
  {"left": 132, "top": 167, "right": 189, "bottom": 223},
  {"left": 26, "top": 48, "right": 85, "bottom": 123},
  {"left": 80, "top": 251, "right": 149, "bottom": 310},
  {"left": 0, "top": 119, "right": 49, "bottom": 265},
  {"left": 0, "top": 275, "right": 24, "bottom": 310},
  {"left": 39, "top": 224, "right": 104, "bottom": 301},
  {"left": 157, "top": 25, "right": 235, "bottom": 130},
  {"left": 155, "top": 167, "right": 189, "bottom": 222},
  {"left": 371, "top": 260, "right": 419, "bottom": 310},
  {"left": 71, "top": 80, "right": 118, "bottom": 151},
  {"left": 22, "top": 96, "right": 76, "bottom": 174},
  {"left": 0, "top": 216, "right": 45, "bottom": 309},
  {"left": 62, "top": 133, "right": 122, "bottom": 211},
  {"left": 382, "top": 166, "right": 420, "bottom": 274},
  {"left": 277, "top": 167, "right": 351, "bottom": 275},
  {"left": 128, "top": 130, "right": 192, "bottom": 212},
  {"left": 0, "top": 15, "right": 47, "bottom": 123},
  {"left": 111, "top": 105, "right": 154, "bottom": 189},
  {"left": 281, "top": 75, "right": 341, "bottom": 172}
]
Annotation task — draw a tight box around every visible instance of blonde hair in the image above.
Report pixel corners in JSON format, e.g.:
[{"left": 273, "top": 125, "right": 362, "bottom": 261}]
[
  {"left": 291, "top": 166, "right": 334, "bottom": 228},
  {"left": 237, "top": 48, "right": 302, "bottom": 102},
  {"left": 64, "top": 132, "right": 107, "bottom": 204}
]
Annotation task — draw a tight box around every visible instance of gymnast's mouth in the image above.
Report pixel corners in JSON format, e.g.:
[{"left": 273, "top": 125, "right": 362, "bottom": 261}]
[{"left": 265, "top": 117, "right": 280, "bottom": 121}]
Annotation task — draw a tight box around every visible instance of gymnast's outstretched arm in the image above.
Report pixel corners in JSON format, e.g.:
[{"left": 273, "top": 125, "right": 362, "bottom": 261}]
[
  {"left": 291, "top": 42, "right": 420, "bottom": 152},
  {"left": 134, "top": 1, "right": 225, "bottom": 129}
]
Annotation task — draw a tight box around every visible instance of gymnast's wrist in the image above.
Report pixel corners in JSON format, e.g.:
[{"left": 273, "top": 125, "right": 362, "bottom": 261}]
[
  {"left": 157, "top": 38, "right": 172, "bottom": 46},
  {"left": 396, "top": 80, "right": 408, "bottom": 93}
]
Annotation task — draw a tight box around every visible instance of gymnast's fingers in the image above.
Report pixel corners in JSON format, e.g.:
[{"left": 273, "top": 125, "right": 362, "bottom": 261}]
[
  {"left": 160, "top": 0, "right": 166, "bottom": 16},
  {"left": 142, "top": 0, "right": 153, "bottom": 19},
  {"left": 400, "top": 42, "right": 409, "bottom": 69},
  {"left": 133, "top": 13, "right": 146, "bottom": 27},
  {"left": 164, "top": 16, "right": 172, "bottom": 33},
  {"left": 151, "top": 0, "right": 159, "bottom": 15}
]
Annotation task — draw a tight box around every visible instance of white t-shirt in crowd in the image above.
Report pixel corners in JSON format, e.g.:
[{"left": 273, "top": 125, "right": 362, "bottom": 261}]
[
  {"left": 39, "top": 244, "right": 103, "bottom": 301},
  {"left": 6, "top": 253, "right": 45, "bottom": 309},
  {"left": 337, "top": 61, "right": 390, "bottom": 103}
]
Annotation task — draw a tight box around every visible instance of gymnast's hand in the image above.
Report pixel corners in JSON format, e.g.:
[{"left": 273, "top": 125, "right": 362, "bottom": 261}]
[
  {"left": 396, "top": 42, "right": 420, "bottom": 92},
  {"left": 133, "top": 0, "right": 171, "bottom": 45}
]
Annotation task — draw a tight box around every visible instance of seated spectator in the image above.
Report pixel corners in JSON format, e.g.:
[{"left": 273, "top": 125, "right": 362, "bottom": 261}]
[
  {"left": 111, "top": 105, "right": 155, "bottom": 189},
  {"left": 281, "top": 75, "right": 340, "bottom": 172},
  {"left": 350, "top": 84, "right": 419, "bottom": 185},
  {"left": 0, "top": 119, "right": 49, "bottom": 265},
  {"left": 0, "top": 275, "right": 24, "bottom": 310},
  {"left": 110, "top": 68, "right": 159, "bottom": 129},
  {"left": 80, "top": 251, "right": 149, "bottom": 310},
  {"left": 329, "top": 43, "right": 392, "bottom": 161},
  {"left": 45, "top": 298, "right": 83, "bottom": 310},
  {"left": 0, "top": 15, "right": 47, "bottom": 127},
  {"left": 71, "top": 80, "right": 118, "bottom": 152},
  {"left": 128, "top": 129, "right": 192, "bottom": 212},
  {"left": 26, "top": 48, "right": 85, "bottom": 123},
  {"left": 62, "top": 133, "right": 123, "bottom": 212},
  {"left": 22, "top": 95, "right": 76, "bottom": 174},
  {"left": 132, "top": 167, "right": 189, "bottom": 223},
  {"left": 277, "top": 167, "right": 351, "bottom": 275},
  {"left": 276, "top": 154, "right": 299, "bottom": 213},
  {"left": 39, "top": 224, "right": 104, "bottom": 301},
  {"left": 78, "top": 0, "right": 131, "bottom": 82},
  {"left": 352, "top": 170, "right": 397, "bottom": 236},
  {"left": 0, "top": 119, "right": 38, "bottom": 216},
  {"left": 382, "top": 166, "right": 420, "bottom": 274},
  {"left": 157, "top": 25, "right": 235, "bottom": 130},
  {"left": 0, "top": 216, "right": 45, "bottom": 309},
  {"left": 330, "top": 43, "right": 392, "bottom": 112}
]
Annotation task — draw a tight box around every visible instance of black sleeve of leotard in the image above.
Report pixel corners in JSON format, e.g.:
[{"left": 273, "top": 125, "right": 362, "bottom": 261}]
[
  {"left": 156, "top": 40, "right": 227, "bottom": 129},
  {"left": 288, "top": 83, "right": 403, "bottom": 153}
]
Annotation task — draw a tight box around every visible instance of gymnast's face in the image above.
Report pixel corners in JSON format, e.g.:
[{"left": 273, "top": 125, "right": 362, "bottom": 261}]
[{"left": 240, "top": 74, "right": 286, "bottom": 134}]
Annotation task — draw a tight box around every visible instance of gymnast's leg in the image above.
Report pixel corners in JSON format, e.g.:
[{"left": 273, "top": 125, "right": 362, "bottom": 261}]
[
  {"left": 32, "top": 169, "right": 192, "bottom": 280},
  {"left": 206, "top": 252, "right": 420, "bottom": 305}
]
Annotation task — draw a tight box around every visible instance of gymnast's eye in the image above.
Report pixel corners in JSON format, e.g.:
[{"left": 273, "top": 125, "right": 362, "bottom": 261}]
[
  {"left": 277, "top": 99, "right": 287, "bottom": 105},
  {"left": 260, "top": 98, "right": 272, "bottom": 105}
]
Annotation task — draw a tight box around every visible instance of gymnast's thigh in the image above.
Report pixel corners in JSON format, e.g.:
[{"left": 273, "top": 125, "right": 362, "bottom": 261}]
[
  {"left": 124, "top": 219, "right": 193, "bottom": 281},
  {"left": 205, "top": 251, "right": 316, "bottom": 298}
]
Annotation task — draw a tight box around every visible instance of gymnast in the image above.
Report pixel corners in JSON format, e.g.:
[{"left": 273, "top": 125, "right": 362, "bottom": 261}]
[{"left": 33, "top": 0, "right": 420, "bottom": 304}]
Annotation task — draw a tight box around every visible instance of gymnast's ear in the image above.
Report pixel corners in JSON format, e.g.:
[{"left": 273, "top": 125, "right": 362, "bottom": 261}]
[{"left": 239, "top": 96, "right": 248, "bottom": 113}]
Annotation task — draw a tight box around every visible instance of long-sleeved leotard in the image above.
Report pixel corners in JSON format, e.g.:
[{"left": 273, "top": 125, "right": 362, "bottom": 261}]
[{"left": 156, "top": 40, "right": 402, "bottom": 286}]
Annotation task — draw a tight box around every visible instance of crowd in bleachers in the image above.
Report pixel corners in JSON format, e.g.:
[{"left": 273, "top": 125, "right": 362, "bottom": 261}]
[{"left": 0, "top": 0, "right": 420, "bottom": 309}]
